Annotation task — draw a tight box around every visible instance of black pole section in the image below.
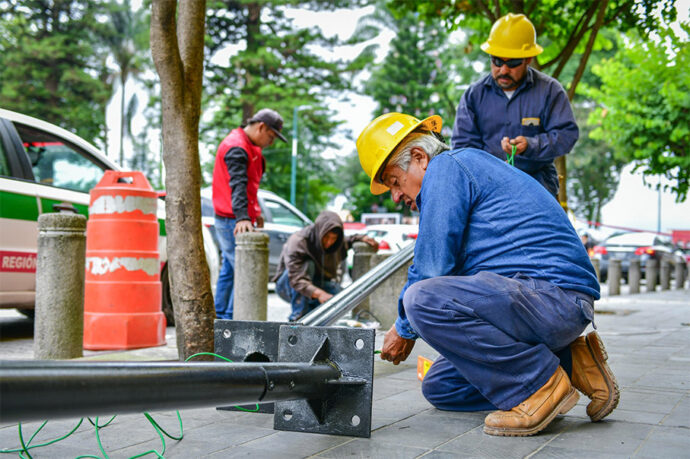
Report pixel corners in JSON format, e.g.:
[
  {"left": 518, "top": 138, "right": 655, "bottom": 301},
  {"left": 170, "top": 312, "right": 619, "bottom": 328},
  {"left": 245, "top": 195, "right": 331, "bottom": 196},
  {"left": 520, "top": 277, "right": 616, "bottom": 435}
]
[{"left": 0, "top": 361, "right": 342, "bottom": 423}]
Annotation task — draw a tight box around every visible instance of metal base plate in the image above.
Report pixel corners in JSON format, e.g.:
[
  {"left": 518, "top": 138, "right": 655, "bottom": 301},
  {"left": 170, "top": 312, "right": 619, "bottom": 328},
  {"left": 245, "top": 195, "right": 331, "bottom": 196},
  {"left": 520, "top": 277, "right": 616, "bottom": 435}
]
[
  {"left": 214, "top": 320, "right": 288, "bottom": 413},
  {"left": 273, "top": 324, "right": 374, "bottom": 438}
]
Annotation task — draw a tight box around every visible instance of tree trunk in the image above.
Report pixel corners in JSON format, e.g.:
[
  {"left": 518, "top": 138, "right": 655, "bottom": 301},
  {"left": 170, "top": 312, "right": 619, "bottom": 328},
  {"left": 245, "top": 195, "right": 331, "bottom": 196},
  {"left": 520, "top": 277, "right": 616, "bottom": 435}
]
[
  {"left": 559, "top": 0, "right": 610, "bottom": 211},
  {"left": 150, "top": 0, "right": 214, "bottom": 361}
]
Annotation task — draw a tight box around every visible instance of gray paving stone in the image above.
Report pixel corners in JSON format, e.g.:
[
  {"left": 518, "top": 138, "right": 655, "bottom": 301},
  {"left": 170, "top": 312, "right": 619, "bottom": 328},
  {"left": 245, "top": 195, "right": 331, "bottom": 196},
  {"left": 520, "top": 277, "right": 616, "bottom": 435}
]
[
  {"left": 315, "top": 437, "right": 428, "bottom": 458},
  {"left": 434, "top": 421, "right": 561, "bottom": 458},
  {"left": 545, "top": 420, "right": 653, "bottom": 456},
  {"left": 370, "top": 412, "right": 479, "bottom": 449},
  {"left": 207, "top": 445, "right": 311, "bottom": 458},
  {"left": 532, "top": 446, "right": 631, "bottom": 458},
  {"left": 633, "top": 425, "right": 690, "bottom": 458},
  {"left": 661, "top": 394, "right": 690, "bottom": 428},
  {"left": 233, "top": 430, "right": 349, "bottom": 456},
  {"left": 613, "top": 388, "right": 684, "bottom": 414}
]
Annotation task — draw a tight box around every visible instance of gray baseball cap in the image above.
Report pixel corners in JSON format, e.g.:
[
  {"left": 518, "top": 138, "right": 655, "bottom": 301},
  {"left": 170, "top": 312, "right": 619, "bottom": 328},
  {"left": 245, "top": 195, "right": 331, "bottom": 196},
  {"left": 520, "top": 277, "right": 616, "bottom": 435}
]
[{"left": 248, "top": 108, "right": 287, "bottom": 142}]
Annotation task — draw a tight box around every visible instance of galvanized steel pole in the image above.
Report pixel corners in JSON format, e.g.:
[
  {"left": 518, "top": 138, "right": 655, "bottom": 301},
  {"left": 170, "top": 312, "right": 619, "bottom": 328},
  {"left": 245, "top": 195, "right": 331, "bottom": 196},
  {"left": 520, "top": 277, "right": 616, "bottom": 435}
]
[
  {"left": 0, "top": 361, "right": 342, "bottom": 423},
  {"left": 301, "top": 242, "right": 415, "bottom": 326}
]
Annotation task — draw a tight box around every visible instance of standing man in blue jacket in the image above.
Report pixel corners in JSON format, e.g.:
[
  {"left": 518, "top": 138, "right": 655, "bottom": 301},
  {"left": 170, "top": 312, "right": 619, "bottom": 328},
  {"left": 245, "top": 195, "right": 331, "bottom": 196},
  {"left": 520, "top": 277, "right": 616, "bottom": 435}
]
[
  {"left": 356, "top": 112, "right": 618, "bottom": 437},
  {"left": 451, "top": 13, "right": 578, "bottom": 199}
]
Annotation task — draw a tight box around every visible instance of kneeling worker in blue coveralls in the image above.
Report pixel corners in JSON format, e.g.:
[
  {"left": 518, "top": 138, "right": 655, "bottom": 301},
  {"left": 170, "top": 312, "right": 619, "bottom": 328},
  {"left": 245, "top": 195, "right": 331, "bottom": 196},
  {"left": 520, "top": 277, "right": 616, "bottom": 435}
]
[{"left": 356, "top": 112, "right": 619, "bottom": 436}]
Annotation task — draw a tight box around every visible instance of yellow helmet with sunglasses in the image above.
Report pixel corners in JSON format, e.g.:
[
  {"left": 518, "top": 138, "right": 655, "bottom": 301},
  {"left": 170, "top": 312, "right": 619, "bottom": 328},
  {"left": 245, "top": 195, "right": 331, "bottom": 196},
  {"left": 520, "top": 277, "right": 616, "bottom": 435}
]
[
  {"left": 481, "top": 13, "right": 543, "bottom": 58},
  {"left": 356, "top": 112, "right": 442, "bottom": 195}
]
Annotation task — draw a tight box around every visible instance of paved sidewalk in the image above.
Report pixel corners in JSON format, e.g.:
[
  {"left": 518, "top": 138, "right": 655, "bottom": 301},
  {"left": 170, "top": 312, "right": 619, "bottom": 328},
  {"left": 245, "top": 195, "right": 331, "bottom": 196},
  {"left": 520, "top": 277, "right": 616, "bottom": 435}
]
[{"left": 1, "top": 288, "right": 689, "bottom": 458}]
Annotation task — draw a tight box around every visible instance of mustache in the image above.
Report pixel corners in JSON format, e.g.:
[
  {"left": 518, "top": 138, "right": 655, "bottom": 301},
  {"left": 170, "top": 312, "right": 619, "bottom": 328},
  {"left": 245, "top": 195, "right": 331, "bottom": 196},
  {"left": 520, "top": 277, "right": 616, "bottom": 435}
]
[{"left": 497, "top": 74, "right": 516, "bottom": 82}]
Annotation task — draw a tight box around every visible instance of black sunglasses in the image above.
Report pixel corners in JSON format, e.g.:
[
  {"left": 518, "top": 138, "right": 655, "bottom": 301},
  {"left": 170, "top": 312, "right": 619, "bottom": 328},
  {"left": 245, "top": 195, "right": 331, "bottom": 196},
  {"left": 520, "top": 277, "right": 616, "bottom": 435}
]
[{"left": 490, "top": 56, "right": 525, "bottom": 68}]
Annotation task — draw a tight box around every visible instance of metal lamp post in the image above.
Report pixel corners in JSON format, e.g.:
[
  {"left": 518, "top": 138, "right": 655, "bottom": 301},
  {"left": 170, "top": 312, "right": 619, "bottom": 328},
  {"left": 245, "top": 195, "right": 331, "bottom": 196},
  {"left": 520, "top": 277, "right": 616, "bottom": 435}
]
[{"left": 290, "top": 105, "right": 310, "bottom": 206}]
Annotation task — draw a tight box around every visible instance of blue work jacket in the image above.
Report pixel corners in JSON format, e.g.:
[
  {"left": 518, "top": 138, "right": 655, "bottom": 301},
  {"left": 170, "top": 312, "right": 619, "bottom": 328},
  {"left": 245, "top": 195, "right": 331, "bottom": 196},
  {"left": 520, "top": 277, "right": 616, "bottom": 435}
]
[
  {"left": 395, "top": 148, "right": 600, "bottom": 339},
  {"left": 451, "top": 68, "right": 578, "bottom": 196}
]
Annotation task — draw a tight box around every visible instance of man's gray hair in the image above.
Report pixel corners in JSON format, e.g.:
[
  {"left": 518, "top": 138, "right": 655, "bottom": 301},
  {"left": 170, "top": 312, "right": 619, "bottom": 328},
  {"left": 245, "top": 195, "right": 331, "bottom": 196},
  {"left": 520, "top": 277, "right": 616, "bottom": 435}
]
[{"left": 386, "top": 131, "right": 449, "bottom": 173}]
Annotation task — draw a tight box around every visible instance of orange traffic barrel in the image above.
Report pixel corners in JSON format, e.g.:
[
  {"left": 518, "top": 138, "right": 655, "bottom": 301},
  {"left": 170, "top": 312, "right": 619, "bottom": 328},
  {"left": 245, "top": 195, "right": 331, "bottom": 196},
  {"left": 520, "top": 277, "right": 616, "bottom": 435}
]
[{"left": 83, "top": 171, "right": 166, "bottom": 350}]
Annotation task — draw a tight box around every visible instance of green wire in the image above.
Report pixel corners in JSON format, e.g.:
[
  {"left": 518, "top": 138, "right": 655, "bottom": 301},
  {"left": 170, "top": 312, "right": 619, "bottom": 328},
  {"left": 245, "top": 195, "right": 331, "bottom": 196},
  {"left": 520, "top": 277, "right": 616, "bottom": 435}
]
[
  {"left": 1, "top": 419, "right": 84, "bottom": 456},
  {"left": 185, "top": 352, "right": 260, "bottom": 412},
  {"left": 508, "top": 144, "right": 516, "bottom": 166}
]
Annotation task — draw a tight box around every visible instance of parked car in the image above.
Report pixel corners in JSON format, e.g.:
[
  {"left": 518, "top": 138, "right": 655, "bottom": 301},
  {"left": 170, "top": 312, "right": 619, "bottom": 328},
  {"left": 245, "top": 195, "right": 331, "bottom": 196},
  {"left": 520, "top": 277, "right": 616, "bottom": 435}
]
[
  {"left": 0, "top": 108, "right": 219, "bottom": 324},
  {"left": 200, "top": 187, "right": 312, "bottom": 279},
  {"left": 592, "top": 231, "right": 680, "bottom": 282},
  {"left": 364, "top": 224, "right": 418, "bottom": 255}
]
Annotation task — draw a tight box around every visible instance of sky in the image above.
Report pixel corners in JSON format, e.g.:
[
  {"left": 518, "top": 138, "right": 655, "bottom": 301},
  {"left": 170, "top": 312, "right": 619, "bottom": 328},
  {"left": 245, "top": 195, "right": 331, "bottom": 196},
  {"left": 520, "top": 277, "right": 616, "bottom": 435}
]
[{"left": 107, "top": 4, "right": 690, "bottom": 235}]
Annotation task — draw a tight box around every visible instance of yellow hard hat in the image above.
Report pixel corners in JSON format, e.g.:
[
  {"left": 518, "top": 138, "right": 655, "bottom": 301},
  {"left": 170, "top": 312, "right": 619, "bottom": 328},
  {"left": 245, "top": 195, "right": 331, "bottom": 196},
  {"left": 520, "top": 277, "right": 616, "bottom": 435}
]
[
  {"left": 356, "top": 112, "right": 442, "bottom": 195},
  {"left": 481, "top": 13, "right": 543, "bottom": 58}
]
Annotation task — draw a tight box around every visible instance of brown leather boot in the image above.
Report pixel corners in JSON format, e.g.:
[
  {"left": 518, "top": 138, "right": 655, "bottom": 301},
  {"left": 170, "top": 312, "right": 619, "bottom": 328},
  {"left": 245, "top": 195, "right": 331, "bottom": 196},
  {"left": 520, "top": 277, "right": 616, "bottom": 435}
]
[
  {"left": 483, "top": 366, "right": 579, "bottom": 437},
  {"left": 570, "top": 331, "right": 620, "bottom": 421}
]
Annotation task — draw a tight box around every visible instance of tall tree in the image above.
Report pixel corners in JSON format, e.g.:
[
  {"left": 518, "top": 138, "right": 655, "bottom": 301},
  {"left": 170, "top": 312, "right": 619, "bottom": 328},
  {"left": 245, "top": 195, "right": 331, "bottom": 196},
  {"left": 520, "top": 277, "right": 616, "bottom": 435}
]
[
  {"left": 586, "top": 26, "right": 690, "bottom": 202},
  {"left": 344, "top": 5, "right": 483, "bottom": 218},
  {"left": 150, "top": 0, "right": 214, "bottom": 359},
  {"left": 388, "top": 0, "right": 677, "bottom": 210},
  {"left": 567, "top": 105, "right": 624, "bottom": 225},
  {"left": 0, "top": 0, "right": 112, "bottom": 145},
  {"left": 201, "top": 0, "right": 373, "bottom": 216},
  {"left": 102, "top": 0, "right": 150, "bottom": 166}
]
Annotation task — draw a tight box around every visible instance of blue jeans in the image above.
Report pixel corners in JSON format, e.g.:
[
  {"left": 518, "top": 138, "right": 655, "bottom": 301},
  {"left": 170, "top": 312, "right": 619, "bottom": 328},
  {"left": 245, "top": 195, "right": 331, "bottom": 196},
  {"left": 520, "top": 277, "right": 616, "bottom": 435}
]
[
  {"left": 275, "top": 267, "right": 342, "bottom": 321},
  {"left": 214, "top": 216, "right": 237, "bottom": 320},
  {"left": 404, "top": 271, "right": 593, "bottom": 411}
]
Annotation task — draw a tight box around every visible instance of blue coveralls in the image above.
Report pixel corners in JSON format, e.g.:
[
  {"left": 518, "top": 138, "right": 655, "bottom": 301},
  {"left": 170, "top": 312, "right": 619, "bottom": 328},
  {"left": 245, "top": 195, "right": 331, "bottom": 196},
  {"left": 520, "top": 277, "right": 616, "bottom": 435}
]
[
  {"left": 451, "top": 67, "right": 579, "bottom": 197},
  {"left": 397, "top": 148, "right": 600, "bottom": 411}
]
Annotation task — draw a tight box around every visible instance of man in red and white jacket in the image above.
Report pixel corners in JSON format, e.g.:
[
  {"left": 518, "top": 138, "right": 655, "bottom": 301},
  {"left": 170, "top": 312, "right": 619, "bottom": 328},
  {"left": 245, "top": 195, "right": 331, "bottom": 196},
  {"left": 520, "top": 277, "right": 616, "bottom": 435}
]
[{"left": 212, "top": 108, "right": 287, "bottom": 319}]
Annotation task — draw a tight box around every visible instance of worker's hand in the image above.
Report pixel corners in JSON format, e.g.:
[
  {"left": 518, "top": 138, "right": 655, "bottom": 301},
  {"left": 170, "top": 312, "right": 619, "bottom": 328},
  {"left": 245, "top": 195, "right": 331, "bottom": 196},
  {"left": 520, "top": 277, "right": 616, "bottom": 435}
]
[
  {"left": 501, "top": 136, "right": 528, "bottom": 155},
  {"left": 255, "top": 214, "right": 264, "bottom": 228},
  {"left": 314, "top": 289, "right": 334, "bottom": 304},
  {"left": 233, "top": 220, "right": 255, "bottom": 235},
  {"left": 380, "top": 324, "right": 415, "bottom": 365},
  {"left": 361, "top": 236, "right": 379, "bottom": 251}
]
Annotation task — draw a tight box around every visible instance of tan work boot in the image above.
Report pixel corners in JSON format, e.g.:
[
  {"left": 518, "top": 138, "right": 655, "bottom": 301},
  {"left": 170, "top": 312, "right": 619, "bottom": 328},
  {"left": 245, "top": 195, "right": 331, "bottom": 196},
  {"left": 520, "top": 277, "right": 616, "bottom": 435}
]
[
  {"left": 483, "top": 366, "right": 579, "bottom": 437},
  {"left": 570, "top": 331, "right": 620, "bottom": 421}
]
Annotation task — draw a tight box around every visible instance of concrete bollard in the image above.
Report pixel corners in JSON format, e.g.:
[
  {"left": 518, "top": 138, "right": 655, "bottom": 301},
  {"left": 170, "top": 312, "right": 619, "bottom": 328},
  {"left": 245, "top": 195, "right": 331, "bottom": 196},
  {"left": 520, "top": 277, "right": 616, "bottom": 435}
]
[
  {"left": 234, "top": 232, "right": 269, "bottom": 321},
  {"left": 34, "top": 213, "right": 87, "bottom": 360},
  {"left": 646, "top": 258, "right": 658, "bottom": 292},
  {"left": 351, "top": 242, "right": 377, "bottom": 317},
  {"left": 628, "top": 259, "right": 641, "bottom": 294},
  {"left": 608, "top": 259, "right": 621, "bottom": 296},
  {"left": 367, "top": 253, "right": 412, "bottom": 329},
  {"left": 675, "top": 260, "right": 686, "bottom": 290},
  {"left": 590, "top": 258, "right": 601, "bottom": 282},
  {"left": 660, "top": 260, "right": 671, "bottom": 290}
]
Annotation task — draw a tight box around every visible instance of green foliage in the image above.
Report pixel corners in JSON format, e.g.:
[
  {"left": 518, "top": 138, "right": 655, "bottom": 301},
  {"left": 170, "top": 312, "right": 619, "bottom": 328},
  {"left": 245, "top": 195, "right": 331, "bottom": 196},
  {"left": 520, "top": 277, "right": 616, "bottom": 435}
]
[
  {"left": 567, "top": 105, "right": 625, "bottom": 224},
  {"left": 364, "top": 10, "right": 480, "bottom": 131},
  {"left": 387, "top": 0, "right": 676, "bottom": 77},
  {"left": 586, "top": 25, "right": 690, "bottom": 202},
  {"left": 0, "top": 0, "right": 112, "bottom": 146},
  {"left": 201, "top": 0, "right": 372, "bottom": 217},
  {"left": 345, "top": 4, "right": 483, "bottom": 218}
]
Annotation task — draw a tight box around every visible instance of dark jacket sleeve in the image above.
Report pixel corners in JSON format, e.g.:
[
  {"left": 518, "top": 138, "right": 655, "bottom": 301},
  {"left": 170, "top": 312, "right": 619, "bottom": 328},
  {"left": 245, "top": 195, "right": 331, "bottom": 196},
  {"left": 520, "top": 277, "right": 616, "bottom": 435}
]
[
  {"left": 522, "top": 81, "right": 579, "bottom": 162},
  {"left": 224, "top": 146, "right": 250, "bottom": 222},
  {"left": 345, "top": 233, "right": 367, "bottom": 250},
  {"left": 451, "top": 86, "right": 485, "bottom": 150},
  {"left": 283, "top": 236, "right": 318, "bottom": 299}
]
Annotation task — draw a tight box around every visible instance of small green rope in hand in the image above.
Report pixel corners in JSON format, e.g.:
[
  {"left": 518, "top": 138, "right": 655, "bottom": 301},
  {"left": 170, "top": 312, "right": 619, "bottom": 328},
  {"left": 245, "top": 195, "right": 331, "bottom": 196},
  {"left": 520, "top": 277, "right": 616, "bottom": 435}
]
[{"left": 508, "top": 144, "right": 516, "bottom": 166}]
